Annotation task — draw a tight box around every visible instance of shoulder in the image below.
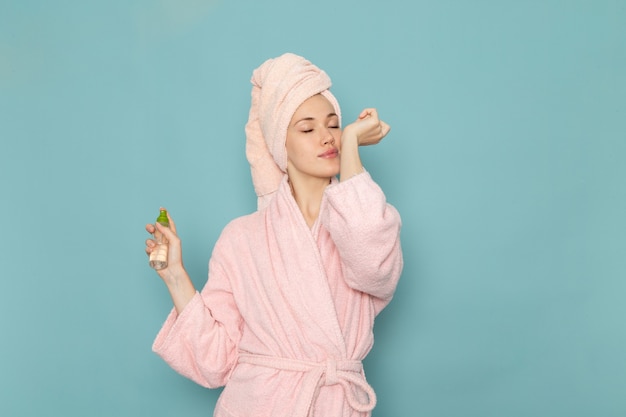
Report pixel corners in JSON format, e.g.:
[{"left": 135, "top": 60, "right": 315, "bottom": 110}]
[
  {"left": 216, "top": 210, "right": 265, "bottom": 247},
  {"left": 210, "top": 209, "right": 269, "bottom": 269}
]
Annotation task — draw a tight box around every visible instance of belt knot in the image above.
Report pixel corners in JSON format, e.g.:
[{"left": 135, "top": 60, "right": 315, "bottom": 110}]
[
  {"left": 324, "top": 358, "right": 339, "bottom": 386},
  {"left": 237, "top": 353, "right": 376, "bottom": 415}
]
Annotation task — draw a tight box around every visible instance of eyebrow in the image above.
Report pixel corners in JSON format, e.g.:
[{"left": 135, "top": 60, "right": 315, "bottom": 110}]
[{"left": 293, "top": 113, "right": 338, "bottom": 125}]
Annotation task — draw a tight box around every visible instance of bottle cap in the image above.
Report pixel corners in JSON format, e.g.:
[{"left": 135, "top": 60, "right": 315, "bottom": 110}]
[{"left": 156, "top": 209, "right": 170, "bottom": 227}]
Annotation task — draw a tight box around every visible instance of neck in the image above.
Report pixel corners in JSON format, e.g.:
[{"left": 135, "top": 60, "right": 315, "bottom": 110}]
[{"left": 288, "top": 175, "right": 331, "bottom": 228}]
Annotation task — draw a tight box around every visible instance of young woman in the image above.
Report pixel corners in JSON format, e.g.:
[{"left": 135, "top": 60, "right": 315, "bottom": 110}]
[{"left": 145, "top": 53, "right": 403, "bottom": 417}]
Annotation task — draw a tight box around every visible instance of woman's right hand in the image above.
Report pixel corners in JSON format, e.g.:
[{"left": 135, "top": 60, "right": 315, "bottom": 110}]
[
  {"left": 145, "top": 209, "right": 185, "bottom": 284},
  {"left": 145, "top": 209, "right": 197, "bottom": 314}
]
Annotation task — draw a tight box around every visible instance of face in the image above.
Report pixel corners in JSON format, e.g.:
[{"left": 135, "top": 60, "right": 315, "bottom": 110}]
[{"left": 285, "top": 94, "right": 341, "bottom": 181}]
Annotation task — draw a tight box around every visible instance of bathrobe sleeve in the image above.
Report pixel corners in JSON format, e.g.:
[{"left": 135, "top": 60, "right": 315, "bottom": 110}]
[
  {"left": 321, "top": 171, "right": 403, "bottom": 306},
  {"left": 152, "top": 247, "right": 243, "bottom": 389}
]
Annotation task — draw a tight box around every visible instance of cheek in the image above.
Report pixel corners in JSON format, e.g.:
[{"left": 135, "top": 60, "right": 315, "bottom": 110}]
[
  {"left": 285, "top": 136, "right": 307, "bottom": 163},
  {"left": 285, "top": 135, "right": 297, "bottom": 159},
  {"left": 334, "top": 129, "right": 342, "bottom": 147}
]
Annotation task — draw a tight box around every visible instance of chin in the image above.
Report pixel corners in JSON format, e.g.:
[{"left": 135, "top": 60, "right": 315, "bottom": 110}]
[
  {"left": 326, "top": 167, "right": 341, "bottom": 178},
  {"left": 311, "top": 170, "right": 339, "bottom": 181},
  {"left": 303, "top": 162, "right": 340, "bottom": 180},
  {"left": 327, "top": 162, "right": 341, "bottom": 177}
]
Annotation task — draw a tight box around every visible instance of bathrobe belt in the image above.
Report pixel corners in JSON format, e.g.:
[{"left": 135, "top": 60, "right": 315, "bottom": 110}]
[{"left": 238, "top": 353, "right": 377, "bottom": 416}]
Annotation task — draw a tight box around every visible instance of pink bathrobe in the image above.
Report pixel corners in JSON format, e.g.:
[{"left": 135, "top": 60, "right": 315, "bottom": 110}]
[{"left": 153, "top": 171, "right": 403, "bottom": 417}]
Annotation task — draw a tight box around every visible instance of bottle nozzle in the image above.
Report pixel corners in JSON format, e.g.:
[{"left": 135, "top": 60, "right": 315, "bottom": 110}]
[{"left": 156, "top": 209, "right": 169, "bottom": 227}]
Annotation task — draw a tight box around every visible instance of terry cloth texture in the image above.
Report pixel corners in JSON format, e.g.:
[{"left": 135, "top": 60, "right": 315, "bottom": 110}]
[{"left": 153, "top": 171, "right": 403, "bottom": 416}]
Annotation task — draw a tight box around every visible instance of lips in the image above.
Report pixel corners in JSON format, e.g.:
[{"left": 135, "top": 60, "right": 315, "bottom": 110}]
[{"left": 318, "top": 148, "right": 339, "bottom": 158}]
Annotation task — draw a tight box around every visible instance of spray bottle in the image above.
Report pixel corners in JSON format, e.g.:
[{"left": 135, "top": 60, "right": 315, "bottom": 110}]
[{"left": 149, "top": 209, "right": 169, "bottom": 270}]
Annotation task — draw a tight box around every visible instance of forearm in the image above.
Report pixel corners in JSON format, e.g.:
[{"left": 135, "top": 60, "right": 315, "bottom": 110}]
[
  {"left": 161, "top": 266, "right": 197, "bottom": 314},
  {"left": 152, "top": 267, "right": 242, "bottom": 388},
  {"left": 322, "top": 172, "right": 403, "bottom": 300},
  {"left": 339, "top": 130, "right": 364, "bottom": 182}
]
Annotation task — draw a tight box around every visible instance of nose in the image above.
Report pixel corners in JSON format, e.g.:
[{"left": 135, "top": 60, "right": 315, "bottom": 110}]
[{"left": 322, "top": 128, "right": 335, "bottom": 145}]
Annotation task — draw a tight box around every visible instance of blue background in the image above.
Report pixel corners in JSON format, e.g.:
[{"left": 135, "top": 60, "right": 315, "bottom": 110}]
[{"left": 1, "top": 1, "right": 625, "bottom": 416}]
